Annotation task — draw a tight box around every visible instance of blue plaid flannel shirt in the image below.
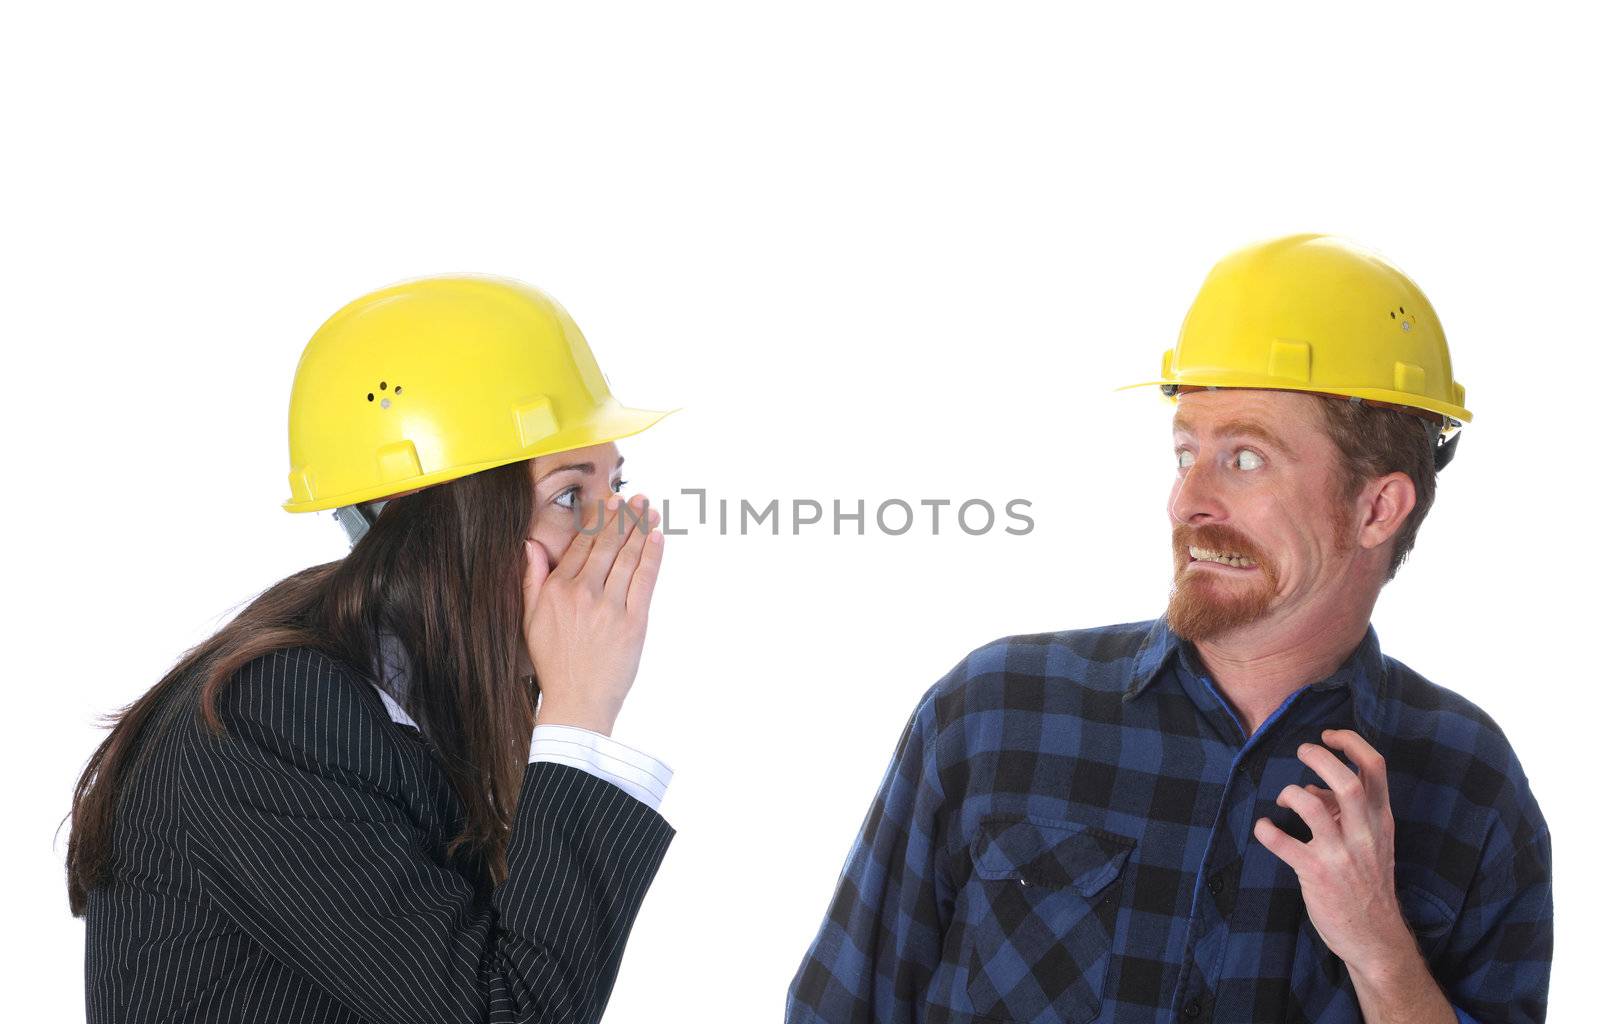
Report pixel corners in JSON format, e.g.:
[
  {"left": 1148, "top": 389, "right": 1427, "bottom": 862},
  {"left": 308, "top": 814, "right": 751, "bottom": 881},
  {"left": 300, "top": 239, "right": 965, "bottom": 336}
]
[{"left": 786, "top": 615, "right": 1552, "bottom": 1023}]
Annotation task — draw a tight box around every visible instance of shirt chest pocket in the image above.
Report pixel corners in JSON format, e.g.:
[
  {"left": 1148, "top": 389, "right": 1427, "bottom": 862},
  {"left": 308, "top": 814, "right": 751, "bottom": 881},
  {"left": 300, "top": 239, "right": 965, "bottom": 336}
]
[
  {"left": 960, "top": 816, "right": 1136, "bottom": 1024},
  {"left": 1397, "top": 883, "right": 1457, "bottom": 963}
]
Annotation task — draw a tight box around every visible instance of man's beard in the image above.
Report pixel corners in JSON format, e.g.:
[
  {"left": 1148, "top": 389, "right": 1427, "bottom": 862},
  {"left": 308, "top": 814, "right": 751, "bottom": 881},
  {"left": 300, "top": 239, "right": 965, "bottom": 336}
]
[
  {"left": 1165, "top": 499, "right": 1354, "bottom": 643},
  {"left": 1165, "top": 525, "right": 1278, "bottom": 643}
]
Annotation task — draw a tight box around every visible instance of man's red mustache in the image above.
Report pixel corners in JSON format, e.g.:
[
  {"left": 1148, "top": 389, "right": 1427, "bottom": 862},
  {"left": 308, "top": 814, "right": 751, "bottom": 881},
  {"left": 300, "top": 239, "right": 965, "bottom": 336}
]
[{"left": 1174, "top": 529, "right": 1260, "bottom": 561}]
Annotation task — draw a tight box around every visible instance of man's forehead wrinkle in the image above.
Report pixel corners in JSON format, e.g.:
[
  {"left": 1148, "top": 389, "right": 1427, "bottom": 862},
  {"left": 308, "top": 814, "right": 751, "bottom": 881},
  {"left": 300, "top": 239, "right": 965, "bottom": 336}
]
[{"left": 1172, "top": 411, "right": 1296, "bottom": 454}]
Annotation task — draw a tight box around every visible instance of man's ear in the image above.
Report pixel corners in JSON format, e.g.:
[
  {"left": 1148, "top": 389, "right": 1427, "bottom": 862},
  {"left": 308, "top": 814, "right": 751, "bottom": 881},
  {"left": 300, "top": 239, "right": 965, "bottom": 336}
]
[{"left": 1359, "top": 472, "right": 1416, "bottom": 550}]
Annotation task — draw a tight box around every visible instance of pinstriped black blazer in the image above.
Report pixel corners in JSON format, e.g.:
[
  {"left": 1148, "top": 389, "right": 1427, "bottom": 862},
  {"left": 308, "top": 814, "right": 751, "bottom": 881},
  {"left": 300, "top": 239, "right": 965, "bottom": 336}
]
[{"left": 85, "top": 645, "right": 675, "bottom": 1023}]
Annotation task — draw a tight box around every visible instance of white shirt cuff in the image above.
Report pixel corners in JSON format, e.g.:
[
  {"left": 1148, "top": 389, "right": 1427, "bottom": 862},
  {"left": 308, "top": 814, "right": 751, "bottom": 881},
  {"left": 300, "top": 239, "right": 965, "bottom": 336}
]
[{"left": 528, "top": 723, "right": 673, "bottom": 814}]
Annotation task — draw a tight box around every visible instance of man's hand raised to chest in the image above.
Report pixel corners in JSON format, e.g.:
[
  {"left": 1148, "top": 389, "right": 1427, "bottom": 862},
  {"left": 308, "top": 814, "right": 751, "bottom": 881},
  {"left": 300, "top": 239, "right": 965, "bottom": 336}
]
[{"left": 1254, "top": 728, "right": 1458, "bottom": 1024}]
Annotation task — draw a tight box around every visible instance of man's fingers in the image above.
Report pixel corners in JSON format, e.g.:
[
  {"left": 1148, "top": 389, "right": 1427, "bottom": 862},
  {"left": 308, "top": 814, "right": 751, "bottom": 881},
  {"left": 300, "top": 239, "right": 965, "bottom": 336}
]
[
  {"left": 1276, "top": 784, "right": 1341, "bottom": 842},
  {"left": 1254, "top": 816, "right": 1310, "bottom": 873},
  {"left": 1320, "top": 728, "right": 1391, "bottom": 812},
  {"left": 1296, "top": 742, "right": 1371, "bottom": 845},
  {"left": 1304, "top": 784, "right": 1342, "bottom": 821}
]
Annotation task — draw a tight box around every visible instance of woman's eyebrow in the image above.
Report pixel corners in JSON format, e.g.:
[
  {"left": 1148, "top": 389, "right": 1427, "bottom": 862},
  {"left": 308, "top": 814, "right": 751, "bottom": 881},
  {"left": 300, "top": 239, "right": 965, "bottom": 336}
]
[
  {"left": 534, "top": 457, "right": 626, "bottom": 485},
  {"left": 536, "top": 463, "right": 594, "bottom": 484}
]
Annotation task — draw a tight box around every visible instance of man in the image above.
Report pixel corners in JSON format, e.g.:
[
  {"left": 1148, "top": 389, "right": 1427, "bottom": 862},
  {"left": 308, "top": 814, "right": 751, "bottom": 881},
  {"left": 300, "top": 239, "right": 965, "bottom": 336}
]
[{"left": 785, "top": 234, "right": 1552, "bottom": 1023}]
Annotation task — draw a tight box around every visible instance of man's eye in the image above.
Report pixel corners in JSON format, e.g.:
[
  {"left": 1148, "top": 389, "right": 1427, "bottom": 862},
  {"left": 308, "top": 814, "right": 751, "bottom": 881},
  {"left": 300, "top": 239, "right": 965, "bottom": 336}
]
[
  {"left": 1236, "top": 450, "right": 1264, "bottom": 471},
  {"left": 1176, "top": 450, "right": 1195, "bottom": 469}
]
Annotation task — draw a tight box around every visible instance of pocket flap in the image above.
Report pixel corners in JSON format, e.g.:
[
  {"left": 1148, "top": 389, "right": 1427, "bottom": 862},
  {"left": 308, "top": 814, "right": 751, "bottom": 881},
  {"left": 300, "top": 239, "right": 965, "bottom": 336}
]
[
  {"left": 1398, "top": 883, "right": 1456, "bottom": 940},
  {"left": 973, "top": 817, "right": 1134, "bottom": 898}
]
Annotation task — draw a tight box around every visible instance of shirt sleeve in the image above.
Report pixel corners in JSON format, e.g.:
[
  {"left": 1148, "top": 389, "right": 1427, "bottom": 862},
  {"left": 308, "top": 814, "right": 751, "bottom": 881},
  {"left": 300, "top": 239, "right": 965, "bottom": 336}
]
[
  {"left": 1438, "top": 826, "right": 1553, "bottom": 1024},
  {"left": 785, "top": 687, "right": 953, "bottom": 1023},
  {"left": 179, "top": 648, "right": 675, "bottom": 1024},
  {"left": 528, "top": 723, "right": 673, "bottom": 814}
]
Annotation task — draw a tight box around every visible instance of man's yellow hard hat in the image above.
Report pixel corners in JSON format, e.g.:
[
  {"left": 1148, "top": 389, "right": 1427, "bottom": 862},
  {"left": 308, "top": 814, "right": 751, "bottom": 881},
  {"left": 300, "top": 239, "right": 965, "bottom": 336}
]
[
  {"left": 283, "top": 274, "right": 676, "bottom": 513},
  {"left": 1117, "top": 233, "right": 1471, "bottom": 467}
]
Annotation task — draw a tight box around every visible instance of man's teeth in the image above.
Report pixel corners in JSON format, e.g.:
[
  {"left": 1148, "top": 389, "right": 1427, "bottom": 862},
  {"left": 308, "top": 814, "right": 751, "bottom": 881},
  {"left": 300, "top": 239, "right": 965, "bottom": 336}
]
[{"left": 1189, "top": 545, "right": 1256, "bottom": 568}]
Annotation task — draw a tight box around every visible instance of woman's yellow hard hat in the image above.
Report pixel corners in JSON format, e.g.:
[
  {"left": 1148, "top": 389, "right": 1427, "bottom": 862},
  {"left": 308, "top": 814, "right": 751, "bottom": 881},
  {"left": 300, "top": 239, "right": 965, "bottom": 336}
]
[
  {"left": 283, "top": 275, "right": 676, "bottom": 513},
  {"left": 1117, "top": 233, "right": 1471, "bottom": 425}
]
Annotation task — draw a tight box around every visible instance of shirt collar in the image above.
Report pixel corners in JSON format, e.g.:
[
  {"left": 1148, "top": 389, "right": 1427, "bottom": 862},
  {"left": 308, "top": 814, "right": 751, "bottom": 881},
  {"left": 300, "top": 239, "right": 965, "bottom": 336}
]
[
  {"left": 1122, "top": 613, "right": 1392, "bottom": 741},
  {"left": 372, "top": 628, "right": 422, "bottom": 730}
]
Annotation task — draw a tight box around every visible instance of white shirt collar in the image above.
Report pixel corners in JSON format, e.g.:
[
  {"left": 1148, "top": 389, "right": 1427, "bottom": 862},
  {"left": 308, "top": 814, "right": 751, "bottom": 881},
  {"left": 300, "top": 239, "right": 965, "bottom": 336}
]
[{"left": 373, "top": 629, "right": 422, "bottom": 730}]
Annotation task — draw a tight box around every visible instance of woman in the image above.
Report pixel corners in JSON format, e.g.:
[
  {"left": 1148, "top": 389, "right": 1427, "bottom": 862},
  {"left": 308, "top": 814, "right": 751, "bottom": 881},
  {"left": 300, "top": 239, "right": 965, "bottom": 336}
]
[{"left": 66, "top": 275, "right": 678, "bottom": 1023}]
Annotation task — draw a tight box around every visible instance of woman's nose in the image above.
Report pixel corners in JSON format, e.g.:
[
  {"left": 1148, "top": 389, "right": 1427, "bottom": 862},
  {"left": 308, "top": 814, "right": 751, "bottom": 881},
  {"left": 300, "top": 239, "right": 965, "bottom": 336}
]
[{"left": 577, "top": 489, "right": 636, "bottom": 535}]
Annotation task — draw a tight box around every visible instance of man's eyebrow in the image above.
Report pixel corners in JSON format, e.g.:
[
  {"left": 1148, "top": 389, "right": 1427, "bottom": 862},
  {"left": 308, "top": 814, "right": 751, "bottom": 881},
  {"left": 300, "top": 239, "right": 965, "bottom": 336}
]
[{"left": 1172, "top": 415, "right": 1294, "bottom": 453}]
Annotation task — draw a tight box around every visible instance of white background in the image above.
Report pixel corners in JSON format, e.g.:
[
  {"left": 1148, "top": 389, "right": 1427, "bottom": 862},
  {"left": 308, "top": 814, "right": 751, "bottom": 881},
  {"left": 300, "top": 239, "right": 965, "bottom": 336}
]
[{"left": 8, "top": 2, "right": 1592, "bottom": 1019}]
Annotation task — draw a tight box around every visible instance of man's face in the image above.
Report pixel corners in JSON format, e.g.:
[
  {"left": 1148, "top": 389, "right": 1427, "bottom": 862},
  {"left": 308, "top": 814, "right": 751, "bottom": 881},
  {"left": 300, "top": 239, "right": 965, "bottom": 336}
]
[{"left": 1165, "top": 388, "right": 1357, "bottom": 643}]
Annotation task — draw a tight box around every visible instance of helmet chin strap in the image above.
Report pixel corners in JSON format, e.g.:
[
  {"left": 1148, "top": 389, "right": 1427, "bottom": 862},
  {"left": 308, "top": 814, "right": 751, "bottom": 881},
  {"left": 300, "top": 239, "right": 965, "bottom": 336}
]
[
  {"left": 1434, "top": 427, "right": 1461, "bottom": 471},
  {"left": 332, "top": 499, "right": 390, "bottom": 549}
]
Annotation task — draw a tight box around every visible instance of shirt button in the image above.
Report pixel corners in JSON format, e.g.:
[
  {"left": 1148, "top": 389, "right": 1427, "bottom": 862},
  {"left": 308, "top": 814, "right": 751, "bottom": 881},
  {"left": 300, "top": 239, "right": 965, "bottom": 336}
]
[{"left": 1184, "top": 997, "right": 1202, "bottom": 1018}]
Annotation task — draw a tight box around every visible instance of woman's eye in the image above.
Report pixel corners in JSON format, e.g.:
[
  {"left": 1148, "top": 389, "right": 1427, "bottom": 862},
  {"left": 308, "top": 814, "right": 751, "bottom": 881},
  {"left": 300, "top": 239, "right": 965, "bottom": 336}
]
[
  {"left": 611, "top": 478, "right": 628, "bottom": 493},
  {"left": 553, "top": 486, "right": 581, "bottom": 510},
  {"left": 1236, "top": 450, "right": 1263, "bottom": 471},
  {"left": 1176, "top": 450, "right": 1194, "bottom": 469}
]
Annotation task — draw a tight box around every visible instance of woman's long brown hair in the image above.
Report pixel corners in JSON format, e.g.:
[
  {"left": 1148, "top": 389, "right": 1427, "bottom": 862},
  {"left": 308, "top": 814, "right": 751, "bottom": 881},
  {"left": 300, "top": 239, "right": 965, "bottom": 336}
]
[{"left": 64, "top": 459, "right": 536, "bottom": 916}]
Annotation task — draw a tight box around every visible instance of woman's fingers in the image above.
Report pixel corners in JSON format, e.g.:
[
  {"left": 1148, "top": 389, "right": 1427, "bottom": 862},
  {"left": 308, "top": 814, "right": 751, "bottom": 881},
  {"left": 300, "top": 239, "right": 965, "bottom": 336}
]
[
  {"left": 553, "top": 492, "right": 604, "bottom": 580},
  {"left": 523, "top": 538, "right": 551, "bottom": 607},
  {"left": 626, "top": 518, "right": 665, "bottom": 615},
  {"left": 605, "top": 503, "right": 657, "bottom": 602},
  {"left": 523, "top": 489, "right": 660, "bottom": 736},
  {"left": 579, "top": 495, "right": 643, "bottom": 591}
]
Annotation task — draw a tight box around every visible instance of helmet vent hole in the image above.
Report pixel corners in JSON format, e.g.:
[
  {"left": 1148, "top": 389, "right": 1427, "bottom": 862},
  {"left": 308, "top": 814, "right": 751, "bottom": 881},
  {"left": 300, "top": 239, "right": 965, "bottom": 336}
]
[
  {"left": 366, "top": 393, "right": 374, "bottom": 401},
  {"left": 380, "top": 381, "right": 387, "bottom": 390},
  {"left": 380, "top": 398, "right": 391, "bottom": 409},
  {"left": 394, "top": 385, "right": 403, "bottom": 394}
]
